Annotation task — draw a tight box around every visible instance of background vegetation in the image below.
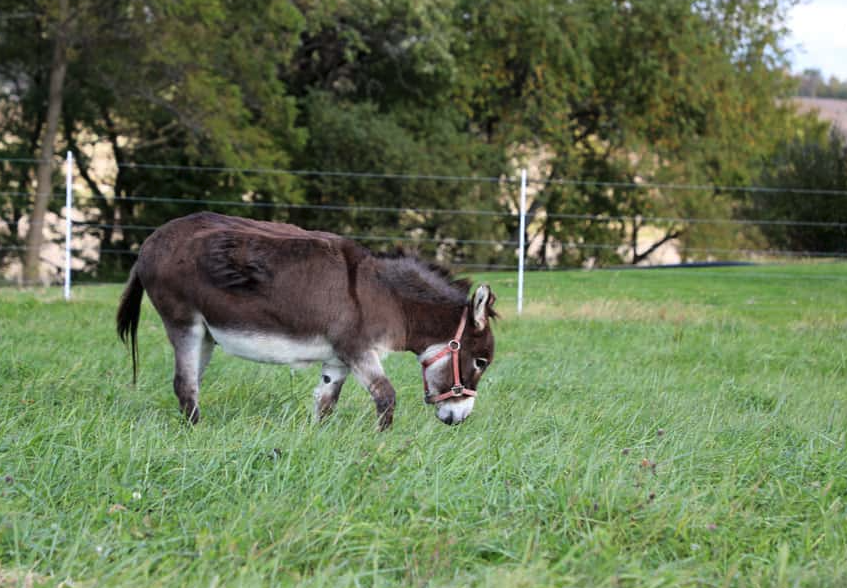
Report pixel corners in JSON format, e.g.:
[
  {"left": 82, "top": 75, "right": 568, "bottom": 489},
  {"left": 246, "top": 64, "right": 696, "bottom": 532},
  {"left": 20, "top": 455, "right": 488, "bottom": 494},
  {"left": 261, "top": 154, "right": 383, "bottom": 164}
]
[
  {"left": 795, "top": 69, "right": 847, "bottom": 100},
  {"left": 2, "top": 0, "right": 846, "bottom": 281}
]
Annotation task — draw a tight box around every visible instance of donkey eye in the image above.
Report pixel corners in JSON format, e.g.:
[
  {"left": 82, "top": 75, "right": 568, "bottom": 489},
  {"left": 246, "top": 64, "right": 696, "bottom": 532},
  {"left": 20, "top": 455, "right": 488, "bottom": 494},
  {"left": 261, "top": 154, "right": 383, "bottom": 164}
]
[{"left": 474, "top": 358, "right": 489, "bottom": 370}]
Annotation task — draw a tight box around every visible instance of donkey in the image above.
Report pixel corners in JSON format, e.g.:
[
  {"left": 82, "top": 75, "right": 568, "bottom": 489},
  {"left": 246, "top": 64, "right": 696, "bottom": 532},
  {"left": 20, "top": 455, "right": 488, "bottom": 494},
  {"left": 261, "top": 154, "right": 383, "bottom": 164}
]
[{"left": 116, "top": 212, "right": 496, "bottom": 428}]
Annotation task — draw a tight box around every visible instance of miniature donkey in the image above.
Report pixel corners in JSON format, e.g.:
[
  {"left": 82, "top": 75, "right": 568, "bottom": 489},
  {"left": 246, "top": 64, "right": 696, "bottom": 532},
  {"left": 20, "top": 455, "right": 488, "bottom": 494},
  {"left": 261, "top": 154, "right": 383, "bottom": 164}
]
[{"left": 117, "top": 212, "right": 496, "bottom": 428}]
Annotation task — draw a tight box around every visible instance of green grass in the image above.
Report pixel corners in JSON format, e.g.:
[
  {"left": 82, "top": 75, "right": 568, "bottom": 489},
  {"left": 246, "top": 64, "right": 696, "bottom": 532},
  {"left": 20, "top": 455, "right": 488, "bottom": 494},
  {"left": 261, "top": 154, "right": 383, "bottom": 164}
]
[{"left": 2, "top": 263, "right": 847, "bottom": 587}]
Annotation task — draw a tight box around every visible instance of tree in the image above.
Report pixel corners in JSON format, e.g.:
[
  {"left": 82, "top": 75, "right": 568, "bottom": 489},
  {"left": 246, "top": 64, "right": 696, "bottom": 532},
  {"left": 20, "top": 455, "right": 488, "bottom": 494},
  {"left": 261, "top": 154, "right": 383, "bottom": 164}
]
[
  {"left": 748, "top": 127, "right": 847, "bottom": 254},
  {"left": 1, "top": 0, "right": 308, "bottom": 279},
  {"left": 67, "top": 0, "right": 306, "bottom": 276},
  {"left": 0, "top": 1, "right": 49, "bottom": 271},
  {"left": 1, "top": 0, "right": 810, "bottom": 278},
  {"left": 454, "top": 0, "right": 799, "bottom": 266},
  {"left": 281, "top": 0, "right": 508, "bottom": 264},
  {"left": 795, "top": 70, "right": 847, "bottom": 99},
  {"left": 0, "top": 0, "right": 74, "bottom": 283}
]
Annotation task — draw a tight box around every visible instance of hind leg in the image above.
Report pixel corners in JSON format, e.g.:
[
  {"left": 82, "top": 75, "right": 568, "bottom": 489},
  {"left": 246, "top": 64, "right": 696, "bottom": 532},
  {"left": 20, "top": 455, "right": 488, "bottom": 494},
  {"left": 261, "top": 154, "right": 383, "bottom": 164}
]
[
  {"left": 313, "top": 360, "right": 350, "bottom": 421},
  {"left": 198, "top": 329, "right": 215, "bottom": 384},
  {"left": 166, "top": 321, "right": 210, "bottom": 424}
]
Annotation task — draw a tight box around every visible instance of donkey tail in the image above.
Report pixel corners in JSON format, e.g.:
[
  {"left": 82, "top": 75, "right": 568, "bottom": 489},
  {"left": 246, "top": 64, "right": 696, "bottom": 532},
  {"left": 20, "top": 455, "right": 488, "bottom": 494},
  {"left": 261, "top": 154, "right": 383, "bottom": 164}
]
[{"left": 117, "top": 265, "right": 144, "bottom": 384}]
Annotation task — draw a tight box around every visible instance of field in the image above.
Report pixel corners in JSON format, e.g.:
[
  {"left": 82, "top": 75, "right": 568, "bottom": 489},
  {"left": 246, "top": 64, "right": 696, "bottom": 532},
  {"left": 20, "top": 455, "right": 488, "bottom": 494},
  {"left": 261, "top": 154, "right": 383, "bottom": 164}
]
[{"left": 2, "top": 264, "right": 847, "bottom": 587}]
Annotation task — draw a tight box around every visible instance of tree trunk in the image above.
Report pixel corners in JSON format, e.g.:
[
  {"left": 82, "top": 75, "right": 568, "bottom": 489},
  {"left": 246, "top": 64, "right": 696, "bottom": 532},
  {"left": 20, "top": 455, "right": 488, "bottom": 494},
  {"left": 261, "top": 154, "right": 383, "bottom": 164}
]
[
  {"left": 540, "top": 222, "right": 550, "bottom": 268},
  {"left": 22, "top": 0, "right": 69, "bottom": 285},
  {"left": 630, "top": 217, "right": 640, "bottom": 265},
  {"left": 102, "top": 108, "right": 135, "bottom": 273}
]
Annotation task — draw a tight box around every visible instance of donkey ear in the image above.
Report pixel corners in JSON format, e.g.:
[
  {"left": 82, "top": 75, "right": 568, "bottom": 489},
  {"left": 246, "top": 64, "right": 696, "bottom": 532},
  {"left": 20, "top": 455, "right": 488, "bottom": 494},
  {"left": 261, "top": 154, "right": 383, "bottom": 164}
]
[{"left": 471, "top": 284, "right": 494, "bottom": 330}]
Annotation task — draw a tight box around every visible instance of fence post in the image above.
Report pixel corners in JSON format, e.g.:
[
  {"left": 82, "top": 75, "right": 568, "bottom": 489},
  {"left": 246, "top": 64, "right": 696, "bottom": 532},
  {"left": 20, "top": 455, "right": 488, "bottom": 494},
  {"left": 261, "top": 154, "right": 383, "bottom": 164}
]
[
  {"left": 64, "top": 150, "right": 73, "bottom": 301},
  {"left": 517, "top": 168, "right": 527, "bottom": 315}
]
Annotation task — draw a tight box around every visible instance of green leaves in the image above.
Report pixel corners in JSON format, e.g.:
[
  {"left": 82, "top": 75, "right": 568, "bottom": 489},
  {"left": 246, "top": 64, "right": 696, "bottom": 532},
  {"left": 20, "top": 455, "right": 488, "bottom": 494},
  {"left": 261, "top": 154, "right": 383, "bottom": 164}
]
[
  {"left": 750, "top": 127, "right": 847, "bottom": 253},
  {"left": 0, "top": 0, "right": 813, "bottom": 274}
]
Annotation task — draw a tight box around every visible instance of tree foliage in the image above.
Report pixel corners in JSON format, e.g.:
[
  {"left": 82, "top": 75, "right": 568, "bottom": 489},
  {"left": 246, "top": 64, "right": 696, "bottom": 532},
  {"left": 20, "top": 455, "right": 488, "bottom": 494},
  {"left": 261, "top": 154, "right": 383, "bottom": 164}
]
[
  {"left": 0, "top": 0, "right": 818, "bottom": 277},
  {"left": 795, "top": 69, "right": 847, "bottom": 100},
  {"left": 748, "top": 127, "right": 847, "bottom": 254},
  {"left": 452, "top": 0, "right": 800, "bottom": 265}
]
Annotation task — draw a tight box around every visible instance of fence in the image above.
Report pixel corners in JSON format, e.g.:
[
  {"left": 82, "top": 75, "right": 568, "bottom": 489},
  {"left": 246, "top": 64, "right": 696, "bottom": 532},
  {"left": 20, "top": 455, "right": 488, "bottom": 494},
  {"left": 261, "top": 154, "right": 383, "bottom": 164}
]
[{"left": 3, "top": 152, "right": 847, "bottom": 313}]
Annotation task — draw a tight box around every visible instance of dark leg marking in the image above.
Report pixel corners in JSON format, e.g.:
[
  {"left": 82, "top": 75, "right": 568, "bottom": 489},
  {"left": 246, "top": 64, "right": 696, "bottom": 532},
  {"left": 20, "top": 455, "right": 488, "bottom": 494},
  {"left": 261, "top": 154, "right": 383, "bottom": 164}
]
[
  {"left": 368, "top": 376, "right": 396, "bottom": 431},
  {"left": 349, "top": 351, "right": 397, "bottom": 431}
]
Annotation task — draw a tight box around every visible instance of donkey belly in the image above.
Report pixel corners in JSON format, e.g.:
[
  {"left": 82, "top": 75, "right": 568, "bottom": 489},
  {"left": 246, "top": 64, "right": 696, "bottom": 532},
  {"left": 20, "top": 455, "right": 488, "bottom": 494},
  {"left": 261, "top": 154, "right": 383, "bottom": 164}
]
[{"left": 206, "top": 324, "right": 335, "bottom": 368}]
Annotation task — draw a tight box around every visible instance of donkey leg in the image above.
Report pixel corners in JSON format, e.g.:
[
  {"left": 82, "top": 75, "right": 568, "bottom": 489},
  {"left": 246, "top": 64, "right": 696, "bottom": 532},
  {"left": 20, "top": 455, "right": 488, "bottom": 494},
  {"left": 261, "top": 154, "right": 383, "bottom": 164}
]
[
  {"left": 198, "top": 329, "right": 215, "bottom": 384},
  {"left": 349, "top": 351, "right": 396, "bottom": 430},
  {"left": 166, "top": 322, "right": 207, "bottom": 424},
  {"left": 313, "top": 360, "right": 350, "bottom": 422}
]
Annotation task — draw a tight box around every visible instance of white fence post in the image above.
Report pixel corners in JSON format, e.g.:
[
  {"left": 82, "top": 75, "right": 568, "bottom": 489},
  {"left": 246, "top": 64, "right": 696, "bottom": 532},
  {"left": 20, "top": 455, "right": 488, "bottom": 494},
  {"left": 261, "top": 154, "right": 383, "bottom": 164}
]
[
  {"left": 64, "top": 151, "right": 73, "bottom": 301},
  {"left": 517, "top": 168, "right": 527, "bottom": 315}
]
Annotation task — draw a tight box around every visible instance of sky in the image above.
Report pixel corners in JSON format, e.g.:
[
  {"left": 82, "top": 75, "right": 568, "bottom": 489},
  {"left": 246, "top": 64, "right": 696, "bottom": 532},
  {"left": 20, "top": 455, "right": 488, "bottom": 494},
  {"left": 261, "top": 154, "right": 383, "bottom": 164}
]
[{"left": 785, "top": 0, "right": 847, "bottom": 80}]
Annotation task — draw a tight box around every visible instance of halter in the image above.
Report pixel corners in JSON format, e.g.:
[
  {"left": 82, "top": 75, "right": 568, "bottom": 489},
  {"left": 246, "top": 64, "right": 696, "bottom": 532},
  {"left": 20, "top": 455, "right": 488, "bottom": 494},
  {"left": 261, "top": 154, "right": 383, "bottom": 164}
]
[{"left": 420, "top": 307, "right": 478, "bottom": 404}]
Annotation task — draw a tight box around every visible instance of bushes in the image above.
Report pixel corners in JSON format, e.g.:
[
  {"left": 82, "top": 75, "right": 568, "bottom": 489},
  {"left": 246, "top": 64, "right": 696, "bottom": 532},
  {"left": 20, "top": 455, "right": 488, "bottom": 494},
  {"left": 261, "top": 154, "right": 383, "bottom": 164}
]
[{"left": 748, "top": 129, "right": 847, "bottom": 254}]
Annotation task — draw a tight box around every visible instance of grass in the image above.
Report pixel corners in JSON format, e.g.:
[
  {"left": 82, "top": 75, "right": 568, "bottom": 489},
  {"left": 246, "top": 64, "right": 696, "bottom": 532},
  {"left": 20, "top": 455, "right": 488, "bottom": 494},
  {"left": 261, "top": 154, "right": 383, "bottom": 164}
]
[{"left": 2, "top": 263, "right": 847, "bottom": 587}]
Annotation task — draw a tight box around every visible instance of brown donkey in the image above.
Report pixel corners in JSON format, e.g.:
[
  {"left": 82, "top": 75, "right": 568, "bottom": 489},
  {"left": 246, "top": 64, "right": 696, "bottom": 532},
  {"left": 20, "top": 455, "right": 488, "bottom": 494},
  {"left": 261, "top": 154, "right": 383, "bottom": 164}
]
[{"left": 116, "top": 212, "right": 496, "bottom": 428}]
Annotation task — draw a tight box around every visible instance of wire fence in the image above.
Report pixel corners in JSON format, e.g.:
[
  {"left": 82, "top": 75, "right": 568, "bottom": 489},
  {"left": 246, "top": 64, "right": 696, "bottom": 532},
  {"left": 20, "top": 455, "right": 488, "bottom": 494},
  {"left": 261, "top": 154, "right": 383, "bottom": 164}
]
[
  {"left": 5, "top": 190, "right": 847, "bottom": 229},
  {"left": 3, "top": 153, "right": 847, "bottom": 306},
  {"left": 7, "top": 155, "right": 847, "bottom": 195}
]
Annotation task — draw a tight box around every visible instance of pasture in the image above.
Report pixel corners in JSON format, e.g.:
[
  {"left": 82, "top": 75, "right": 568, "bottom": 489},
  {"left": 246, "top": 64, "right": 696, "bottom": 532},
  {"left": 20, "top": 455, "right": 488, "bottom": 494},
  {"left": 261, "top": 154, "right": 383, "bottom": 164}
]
[{"left": 2, "top": 264, "right": 847, "bottom": 587}]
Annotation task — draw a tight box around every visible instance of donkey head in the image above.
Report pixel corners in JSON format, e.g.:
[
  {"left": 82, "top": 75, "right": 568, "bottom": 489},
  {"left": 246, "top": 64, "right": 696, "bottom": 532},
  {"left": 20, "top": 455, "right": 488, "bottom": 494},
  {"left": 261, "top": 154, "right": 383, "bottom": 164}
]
[{"left": 423, "top": 284, "right": 497, "bottom": 425}]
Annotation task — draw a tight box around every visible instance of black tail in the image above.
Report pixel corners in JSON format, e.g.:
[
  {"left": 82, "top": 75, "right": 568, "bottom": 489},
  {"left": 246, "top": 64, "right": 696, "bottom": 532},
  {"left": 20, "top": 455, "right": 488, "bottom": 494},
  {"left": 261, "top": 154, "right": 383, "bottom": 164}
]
[{"left": 116, "top": 265, "right": 144, "bottom": 384}]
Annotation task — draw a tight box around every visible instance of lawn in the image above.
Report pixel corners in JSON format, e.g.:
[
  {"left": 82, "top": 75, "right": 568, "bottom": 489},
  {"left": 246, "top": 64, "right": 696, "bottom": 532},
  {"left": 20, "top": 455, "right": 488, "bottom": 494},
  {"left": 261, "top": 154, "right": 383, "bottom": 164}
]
[{"left": 2, "top": 263, "right": 847, "bottom": 587}]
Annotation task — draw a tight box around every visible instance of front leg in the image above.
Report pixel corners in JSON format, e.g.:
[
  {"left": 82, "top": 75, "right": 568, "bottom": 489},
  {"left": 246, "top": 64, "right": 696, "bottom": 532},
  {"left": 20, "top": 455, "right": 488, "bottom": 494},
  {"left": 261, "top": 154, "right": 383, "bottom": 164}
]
[
  {"left": 313, "top": 360, "right": 350, "bottom": 422},
  {"left": 349, "top": 350, "right": 396, "bottom": 430}
]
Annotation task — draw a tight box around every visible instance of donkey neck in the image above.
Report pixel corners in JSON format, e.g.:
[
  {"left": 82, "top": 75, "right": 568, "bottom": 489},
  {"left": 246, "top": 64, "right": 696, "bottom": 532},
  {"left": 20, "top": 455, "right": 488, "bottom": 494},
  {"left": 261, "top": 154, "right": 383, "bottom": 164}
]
[
  {"left": 402, "top": 302, "right": 467, "bottom": 355},
  {"left": 373, "top": 255, "right": 469, "bottom": 354}
]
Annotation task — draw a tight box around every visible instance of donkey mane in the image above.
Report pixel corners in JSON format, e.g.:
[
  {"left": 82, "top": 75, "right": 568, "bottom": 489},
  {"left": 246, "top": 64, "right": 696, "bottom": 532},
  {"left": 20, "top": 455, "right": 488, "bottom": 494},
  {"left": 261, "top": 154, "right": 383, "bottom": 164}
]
[{"left": 374, "top": 253, "right": 471, "bottom": 308}]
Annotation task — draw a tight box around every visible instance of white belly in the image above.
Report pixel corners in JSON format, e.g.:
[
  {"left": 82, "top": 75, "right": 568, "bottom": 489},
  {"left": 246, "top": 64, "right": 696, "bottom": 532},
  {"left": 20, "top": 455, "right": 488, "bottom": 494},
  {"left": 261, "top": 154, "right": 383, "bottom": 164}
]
[{"left": 206, "top": 324, "right": 335, "bottom": 368}]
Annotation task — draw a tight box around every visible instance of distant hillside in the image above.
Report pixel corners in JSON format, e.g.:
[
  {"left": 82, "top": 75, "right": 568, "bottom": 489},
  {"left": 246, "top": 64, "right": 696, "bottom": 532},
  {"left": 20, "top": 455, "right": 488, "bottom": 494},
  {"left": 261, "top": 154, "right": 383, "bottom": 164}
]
[{"left": 792, "top": 97, "right": 847, "bottom": 132}]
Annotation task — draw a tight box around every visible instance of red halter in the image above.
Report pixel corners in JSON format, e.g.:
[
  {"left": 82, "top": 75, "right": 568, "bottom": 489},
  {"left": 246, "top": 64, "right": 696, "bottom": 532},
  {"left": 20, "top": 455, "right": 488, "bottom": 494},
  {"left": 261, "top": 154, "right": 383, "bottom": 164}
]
[{"left": 421, "top": 307, "right": 478, "bottom": 404}]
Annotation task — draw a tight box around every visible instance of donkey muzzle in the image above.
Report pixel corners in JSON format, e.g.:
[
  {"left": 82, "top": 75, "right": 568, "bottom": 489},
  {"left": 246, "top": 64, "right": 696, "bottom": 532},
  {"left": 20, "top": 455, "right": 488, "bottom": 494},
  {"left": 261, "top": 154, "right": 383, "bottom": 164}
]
[{"left": 434, "top": 395, "right": 475, "bottom": 425}]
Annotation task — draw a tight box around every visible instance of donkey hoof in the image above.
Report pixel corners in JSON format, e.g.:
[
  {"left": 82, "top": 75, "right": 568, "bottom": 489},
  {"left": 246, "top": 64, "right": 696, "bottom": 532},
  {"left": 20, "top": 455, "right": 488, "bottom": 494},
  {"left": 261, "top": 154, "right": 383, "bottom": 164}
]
[
  {"left": 377, "top": 414, "right": 393, "bottom": 431},
  {"left": 183, "top": 405, "right": 200, "bottom": 425}
]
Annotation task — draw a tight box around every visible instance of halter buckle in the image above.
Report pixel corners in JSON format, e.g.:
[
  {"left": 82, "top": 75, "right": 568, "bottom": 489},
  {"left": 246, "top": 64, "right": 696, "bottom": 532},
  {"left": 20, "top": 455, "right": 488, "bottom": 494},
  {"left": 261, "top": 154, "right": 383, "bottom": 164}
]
[{"left": 450, "top": 385, "right": 465, "bottom": 397}]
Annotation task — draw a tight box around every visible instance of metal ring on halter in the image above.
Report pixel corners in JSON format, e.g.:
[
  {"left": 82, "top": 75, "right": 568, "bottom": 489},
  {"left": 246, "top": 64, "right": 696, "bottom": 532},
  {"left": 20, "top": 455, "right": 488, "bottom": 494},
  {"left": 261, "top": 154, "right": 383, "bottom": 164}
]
[
  {"left": 451, "top": 386, "right": 465, "bottom": 397},
  {"left": 448, "top": 340, "right": 461, "bottom": 351}
]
